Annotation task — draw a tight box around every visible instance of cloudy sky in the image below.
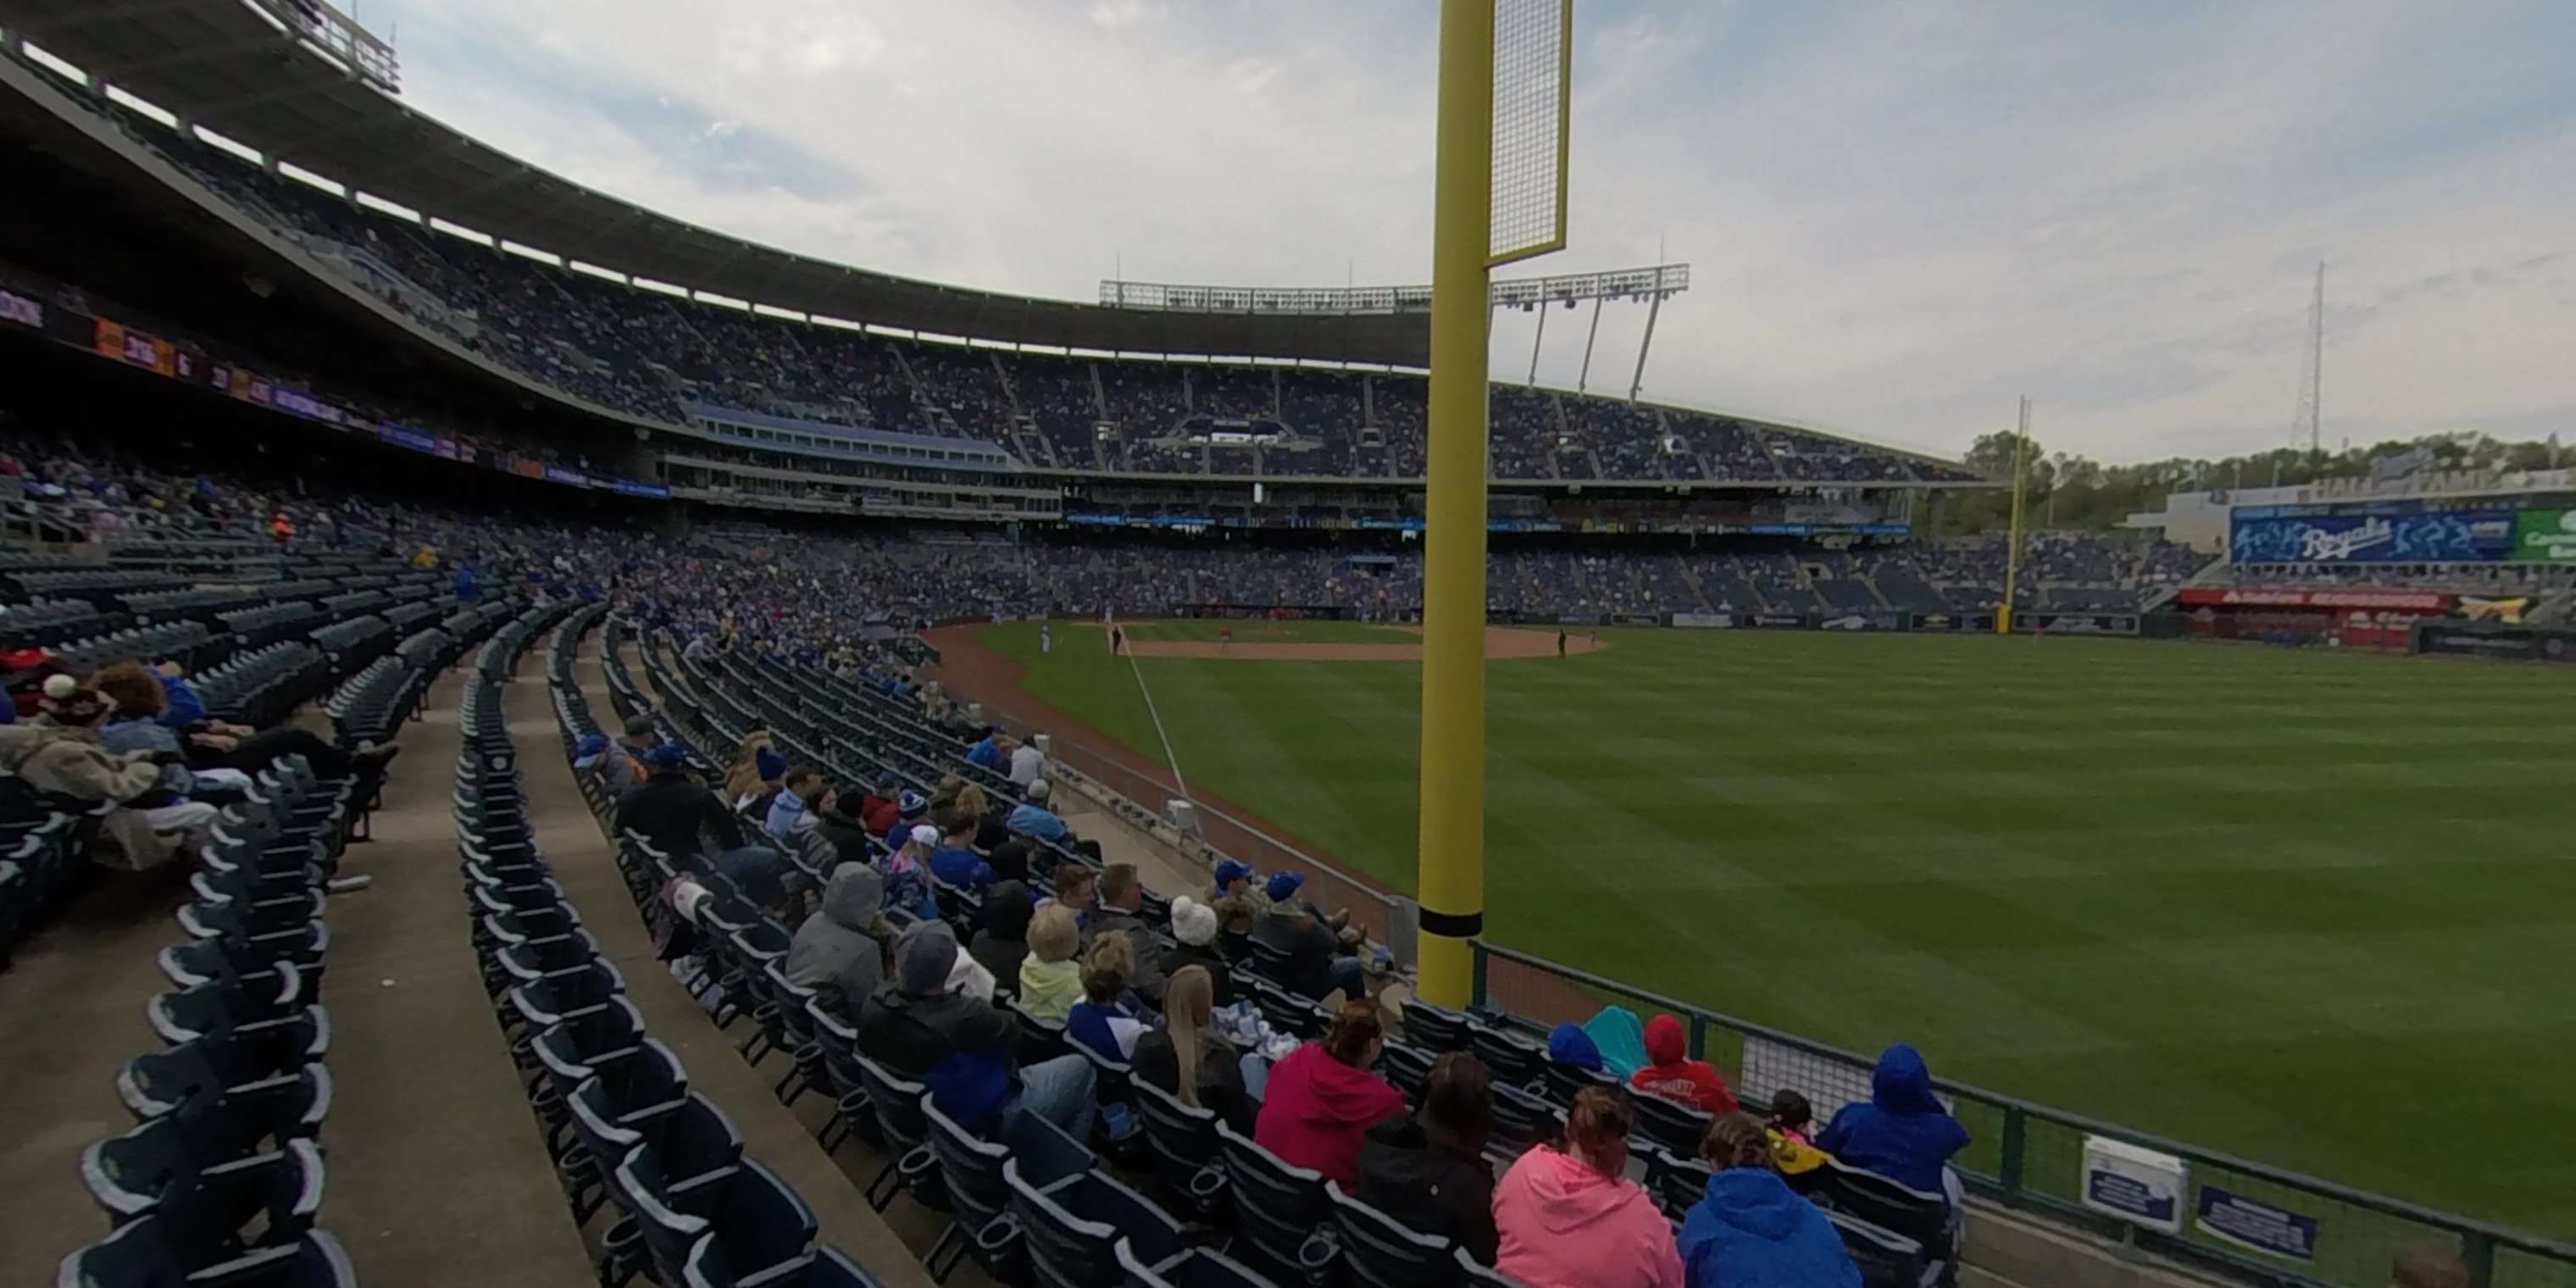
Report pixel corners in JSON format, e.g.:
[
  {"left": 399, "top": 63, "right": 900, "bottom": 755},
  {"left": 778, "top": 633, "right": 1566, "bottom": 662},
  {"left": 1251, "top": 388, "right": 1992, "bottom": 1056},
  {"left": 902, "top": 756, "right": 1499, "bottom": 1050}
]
[{"left": 348, "top": 0, "right": 2575, "bottom": 463}]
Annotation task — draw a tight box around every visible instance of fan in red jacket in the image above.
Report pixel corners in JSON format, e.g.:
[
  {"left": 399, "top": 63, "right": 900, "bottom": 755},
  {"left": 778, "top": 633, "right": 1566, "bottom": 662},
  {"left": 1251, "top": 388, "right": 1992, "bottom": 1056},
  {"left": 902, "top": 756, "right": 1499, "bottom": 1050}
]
[
  {"left": 1253, "top": 1001, "right": 1407, "bottom": 1190},
  {"left": 1630, "top": 1013, "right": 1740, "bottom": 1113}
]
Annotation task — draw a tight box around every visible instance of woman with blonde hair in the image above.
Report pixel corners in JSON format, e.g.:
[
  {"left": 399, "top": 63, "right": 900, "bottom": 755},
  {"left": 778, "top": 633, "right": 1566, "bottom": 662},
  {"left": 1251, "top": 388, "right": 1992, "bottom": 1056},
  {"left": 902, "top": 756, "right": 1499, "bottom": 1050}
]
[
  {"left": 1067, "top": 932, "right": 1148, "bottom": 1060},
  {"left": 1133, "top": 964, "right": 1254, "bottom": 1131},
  {"left": 1018, "top": 902, "right": 1084, "bottom": 1021},
  {"left": 723, "top": 730, "right": 780, "bottom": 807}
]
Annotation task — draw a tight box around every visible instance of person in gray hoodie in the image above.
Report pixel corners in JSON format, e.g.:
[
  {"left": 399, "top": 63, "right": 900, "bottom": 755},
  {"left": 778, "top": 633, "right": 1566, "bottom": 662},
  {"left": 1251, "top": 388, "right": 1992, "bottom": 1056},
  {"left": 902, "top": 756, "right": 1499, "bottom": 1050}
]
[{"left": 786, "top": 862, "right": 889, "bottom": 1014}]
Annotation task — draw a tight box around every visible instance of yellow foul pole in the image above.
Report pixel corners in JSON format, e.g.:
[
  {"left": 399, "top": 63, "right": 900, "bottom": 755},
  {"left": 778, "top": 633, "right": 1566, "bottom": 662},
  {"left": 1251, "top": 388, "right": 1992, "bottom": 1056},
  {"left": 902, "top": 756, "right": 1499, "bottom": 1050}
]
[
  {"left": 1414, "top": 0, "right": 1496, "bottom": 1008},
  {"left": 1996, "top": 396, "right": 2031, "bottom": 634}
]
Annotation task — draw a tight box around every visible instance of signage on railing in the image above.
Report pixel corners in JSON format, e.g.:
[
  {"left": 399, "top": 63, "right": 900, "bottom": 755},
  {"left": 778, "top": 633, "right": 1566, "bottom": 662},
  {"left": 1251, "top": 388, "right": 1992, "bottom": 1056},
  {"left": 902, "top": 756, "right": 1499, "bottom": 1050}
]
[
  {"left": 2084, "top": 1137, "right": 2187, "bottom": 1234},
  {"left": 2196, "top": 1185, "right": 2319, "bottom": 1263}
]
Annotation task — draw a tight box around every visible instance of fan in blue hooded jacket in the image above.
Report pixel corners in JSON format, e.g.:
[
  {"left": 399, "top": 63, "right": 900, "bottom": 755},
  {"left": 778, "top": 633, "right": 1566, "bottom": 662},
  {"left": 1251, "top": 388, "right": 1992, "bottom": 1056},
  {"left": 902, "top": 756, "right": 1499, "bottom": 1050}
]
[
  {"left": 1679, "top": 1113, "right": 1862, "bottom": 1288},
  {"left": 1813, "top": 1044, "right": 1970, "bottom": 1194}
]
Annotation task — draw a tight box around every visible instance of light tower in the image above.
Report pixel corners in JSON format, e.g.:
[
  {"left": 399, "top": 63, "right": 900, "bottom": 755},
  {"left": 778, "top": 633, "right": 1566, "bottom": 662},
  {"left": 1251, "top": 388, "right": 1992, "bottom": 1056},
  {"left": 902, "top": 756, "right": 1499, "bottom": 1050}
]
[{"left": 2290, "top": 261, "right": 2324, "bottom": 460}]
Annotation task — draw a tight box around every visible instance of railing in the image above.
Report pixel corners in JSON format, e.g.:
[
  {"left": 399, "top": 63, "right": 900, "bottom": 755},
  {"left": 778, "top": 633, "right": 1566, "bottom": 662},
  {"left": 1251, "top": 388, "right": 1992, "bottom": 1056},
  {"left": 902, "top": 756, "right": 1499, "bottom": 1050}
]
[
  {"left": 1472, "top": 941, "right": 2576, "bottom": 1288},
  {"left": 968, "top": 709, "right": 1408, "bottom": 956}
]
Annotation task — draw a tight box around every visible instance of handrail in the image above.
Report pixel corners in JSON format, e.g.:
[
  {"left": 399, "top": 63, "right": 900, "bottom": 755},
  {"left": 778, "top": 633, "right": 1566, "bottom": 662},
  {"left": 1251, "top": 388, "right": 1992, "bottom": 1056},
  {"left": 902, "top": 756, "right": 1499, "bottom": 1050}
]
[{"left": 1470, "top": 939, "right": 2576, "bottom": 1286}]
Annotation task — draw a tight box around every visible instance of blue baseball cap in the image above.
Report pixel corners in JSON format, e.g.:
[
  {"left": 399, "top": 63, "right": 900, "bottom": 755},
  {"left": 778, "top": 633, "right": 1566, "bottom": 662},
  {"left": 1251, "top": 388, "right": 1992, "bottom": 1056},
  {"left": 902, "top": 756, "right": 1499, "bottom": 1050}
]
[
  {"left": 1213, "top": 859, "right": 1252, "bottom": 889},
  {"left": 644, "top": 744, "right": 690, "bottom": 771},
  {"left": 573, "top": 732, "right": 609, "bottom": 767},
  {"left": 1264, "top": 870, "right": 1306, "bottom": 903},
  {"left": 898, "top": 791, "right": 927, "bottom": 818},
  {"left": 874, "top": 771, "right": 901, "bottom": 791}
]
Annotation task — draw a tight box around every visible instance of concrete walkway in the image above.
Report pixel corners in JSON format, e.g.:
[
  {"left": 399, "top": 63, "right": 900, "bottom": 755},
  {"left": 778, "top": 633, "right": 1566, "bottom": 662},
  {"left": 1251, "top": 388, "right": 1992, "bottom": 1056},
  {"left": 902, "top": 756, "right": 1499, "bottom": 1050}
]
[{"left": 315, "top": 669, "right": 597, "bottom": 1287}]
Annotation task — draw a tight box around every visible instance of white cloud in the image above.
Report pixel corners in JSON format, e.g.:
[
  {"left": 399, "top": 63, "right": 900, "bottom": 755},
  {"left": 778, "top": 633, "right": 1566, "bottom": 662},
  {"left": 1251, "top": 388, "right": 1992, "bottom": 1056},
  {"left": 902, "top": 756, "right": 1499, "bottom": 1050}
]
[{"left": 357, "top": 0, "right": 2576, "bottom": 462}]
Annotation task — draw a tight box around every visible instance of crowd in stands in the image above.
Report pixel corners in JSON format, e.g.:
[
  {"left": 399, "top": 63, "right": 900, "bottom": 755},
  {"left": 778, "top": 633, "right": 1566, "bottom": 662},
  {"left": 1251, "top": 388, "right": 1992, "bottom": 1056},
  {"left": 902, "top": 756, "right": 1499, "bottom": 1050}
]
[{"left": 86, "top": 89, "right": 1978, "bottom": 487}]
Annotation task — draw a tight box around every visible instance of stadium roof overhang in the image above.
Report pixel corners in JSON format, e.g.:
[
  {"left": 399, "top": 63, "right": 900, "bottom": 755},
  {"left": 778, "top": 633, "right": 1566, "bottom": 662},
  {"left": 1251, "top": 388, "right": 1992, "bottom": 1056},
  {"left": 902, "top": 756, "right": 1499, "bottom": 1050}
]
[{"left": 0, "top": 0, "right": 1432, "bottom": 366}]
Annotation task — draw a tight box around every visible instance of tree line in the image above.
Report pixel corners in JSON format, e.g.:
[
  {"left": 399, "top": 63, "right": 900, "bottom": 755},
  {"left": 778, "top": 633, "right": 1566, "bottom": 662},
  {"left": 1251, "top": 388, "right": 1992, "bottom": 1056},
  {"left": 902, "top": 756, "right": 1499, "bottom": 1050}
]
[{"left": 1934, "top": 430, "right": 2571, "bottom": 538}]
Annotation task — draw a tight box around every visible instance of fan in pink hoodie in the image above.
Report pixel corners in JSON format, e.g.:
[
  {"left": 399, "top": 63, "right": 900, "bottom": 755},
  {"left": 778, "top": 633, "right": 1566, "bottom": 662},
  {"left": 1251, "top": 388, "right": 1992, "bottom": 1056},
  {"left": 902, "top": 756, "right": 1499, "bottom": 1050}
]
[{"left": 1493, "top": 1087, "right": 1685, "bottom": 1288}]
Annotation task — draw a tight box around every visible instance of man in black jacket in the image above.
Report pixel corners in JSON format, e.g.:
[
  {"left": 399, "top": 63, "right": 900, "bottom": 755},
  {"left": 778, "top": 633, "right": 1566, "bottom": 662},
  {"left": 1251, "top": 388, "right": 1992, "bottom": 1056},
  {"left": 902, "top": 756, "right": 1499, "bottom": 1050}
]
[
  {"left": 616, "top": 743, "right": 789, "bottom": 909},
  {"left": 857, "top": 922, "right": 1095, "bottom": 1135}
]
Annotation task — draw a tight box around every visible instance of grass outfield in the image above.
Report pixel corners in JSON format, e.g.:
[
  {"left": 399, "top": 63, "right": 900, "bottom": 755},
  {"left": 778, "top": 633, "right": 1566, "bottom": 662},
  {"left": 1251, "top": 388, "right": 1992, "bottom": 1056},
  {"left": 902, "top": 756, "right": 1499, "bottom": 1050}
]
[
  {"left": 1113, "top": 619, "right": 1422, "bottom": 644},
  {"left": 978, "top": 621, "right": 2576, "bottom": 1235}
]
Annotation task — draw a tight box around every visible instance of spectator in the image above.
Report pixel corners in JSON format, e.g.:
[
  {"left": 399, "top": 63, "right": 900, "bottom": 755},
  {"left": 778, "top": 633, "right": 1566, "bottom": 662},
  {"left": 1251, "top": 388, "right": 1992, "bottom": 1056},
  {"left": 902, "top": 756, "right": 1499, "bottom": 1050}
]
[
  {"left": 1017, "top": 902, "right": 1084, "bottom": 1022},
  {"left": 856, "top": 770, "right": 903, "bottom": 837},
  {"left": 1158, "top": 896, "right": 1235, "bottom": 1008},
  {"left": 721, "top": 730, "right": 778, "bottom": 808},
  {"left": 1492, "top": 1087, "right": 1684, "bottom": 1288},
  {"left": 1679, "top": 1113, "right": 1860, "bottom": 1288},
  {"left": 1205, "top": 857, "right": 1261, "bottom": 921},
  {"left": 1006, "top": 780, "right": 1072, "bottom": 842},
  {"left": 605, "top": 712, "right": 658, "bottom": 794},
  {"left": 810, "top": 789, "right": 878, "bottom": 870},
  {"left": 90, "top": 660, "right": 237, "bottom": 820},
  {"left": 882, "top": 824, "right": 942, "bottom": 921},
  {"left": 0, "top": 675, "right": 184, "bottom": 869},
  {"left": 1357, "top": 1051, "right": 1500, "bottom": 1264},
  {"left": 617, "top": 744, "right": 789, "bottom": 913},
  {"left": 858, "top": 921, "right": 1095, "bottom": 1137},
  {"left": 965, "top": 727, "right": 1008, "bottom": 773},
  {"left": 784, "top": 862, "right": 888, "bottom": 1015},
  {"left": 929, "top": 817, "right": 994, "bottom": 890},
  {"left": 953, "top": 781, "right": 1009, "bottom": 850},
  {"left": 2390, "top": 1248, "right": 2472, "bottom": 1288},
  {"left": 985, "top": 837, "right": 1032, "bottom": 886},
  {"left": 1253, "top": 1000, "right": 1406, "bottom": 1191},
  {"left": 1066, "top": 932, "right": 1149, "bottom": 1062},
  {"left": 1764, "top": 1091, "right": 1829, "bottom": 1180},
  {"left": 1252, "top": 871, "right": 1363, "bottom": 1000},
  {"left": 1047, "top": 863, "right": 1096, "bottom": 919},
  {"left": 571, "top": 732, "right": 619, "bottom": 793},
  {"left": 1549, "top": 1023, "right": 1605, "bottom": 1074},
  {"left": 1634, "top": 1013, "right": 1740, "bottom": 1113},
  {"left": 1585, "top": 1007, "right": 1650, "bottom": 1079},
  {"left": 969, "top": 880, "right": 1035, "bottom": 987},
  {"left": 1131, "top": 963, "right": 1254, "bottom": 1133},
  {"left": 1083, "top": 862, "right": 1166, "bottom": 1002},
  {"left": 764, "top": 764, "right": 826, "bottom": 840},
  {"left": 884, "top": 789, "right": 930, "bottom": 850},
  {"left": 1008, "top": 735, "right": 1046, "bottom": 788},
  {"left": 1813, "top": 1045, "right": 1969, "bottom": 1194}
]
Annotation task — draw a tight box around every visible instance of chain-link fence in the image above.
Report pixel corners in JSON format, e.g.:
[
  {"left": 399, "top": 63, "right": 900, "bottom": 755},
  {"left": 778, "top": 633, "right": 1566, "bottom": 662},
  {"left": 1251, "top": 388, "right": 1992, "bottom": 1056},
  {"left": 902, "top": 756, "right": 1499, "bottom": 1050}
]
[{"left": 1474, "top": 941, "right": 2576, "bottom": 1288}]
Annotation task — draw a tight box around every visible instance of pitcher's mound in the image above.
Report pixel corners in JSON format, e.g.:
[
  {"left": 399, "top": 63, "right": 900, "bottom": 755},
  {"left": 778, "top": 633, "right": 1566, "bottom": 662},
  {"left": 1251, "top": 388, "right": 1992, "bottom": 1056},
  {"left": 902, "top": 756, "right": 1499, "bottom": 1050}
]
[{"left": 1111, "top": 625, "right": 1607, "bottom": 662}]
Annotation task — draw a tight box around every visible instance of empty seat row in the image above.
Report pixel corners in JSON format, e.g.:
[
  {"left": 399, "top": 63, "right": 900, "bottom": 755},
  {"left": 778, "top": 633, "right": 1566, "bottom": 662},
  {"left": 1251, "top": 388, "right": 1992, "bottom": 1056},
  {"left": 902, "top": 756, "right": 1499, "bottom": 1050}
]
[
  {"left": 60, "top": 754, "right": 363, "bottom": 1286},
  {"left": 453, "top": 609, "right": 883, "bottom": 1288}
]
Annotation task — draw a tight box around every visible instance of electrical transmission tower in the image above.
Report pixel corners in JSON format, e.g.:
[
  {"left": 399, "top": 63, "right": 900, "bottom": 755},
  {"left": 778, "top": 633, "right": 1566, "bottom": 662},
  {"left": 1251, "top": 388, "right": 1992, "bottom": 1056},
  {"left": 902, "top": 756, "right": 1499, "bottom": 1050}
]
[{"left": 2290, "top": 261, "right": 2324, "bottom": 460}]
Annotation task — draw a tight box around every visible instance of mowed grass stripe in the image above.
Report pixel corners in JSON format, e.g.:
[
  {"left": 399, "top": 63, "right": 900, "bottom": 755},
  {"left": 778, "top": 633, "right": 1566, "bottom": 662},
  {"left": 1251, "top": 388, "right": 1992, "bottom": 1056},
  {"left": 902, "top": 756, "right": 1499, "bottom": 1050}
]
[{"left": 978, "top": 622, "right": 2576, "bottom": 1234}]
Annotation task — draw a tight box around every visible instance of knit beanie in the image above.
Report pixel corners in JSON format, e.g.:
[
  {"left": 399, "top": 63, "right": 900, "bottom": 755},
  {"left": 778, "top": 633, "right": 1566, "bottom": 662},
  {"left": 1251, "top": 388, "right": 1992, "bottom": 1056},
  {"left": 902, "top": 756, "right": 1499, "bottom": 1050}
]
[
  {"left": 40, "top": 675, "right": 108, "bottom": 725},
  {"left": 1169, "top": 896, "right": 1219, "bottom": 947},
  {"left": 754, "top": 746, "right": 788, "bottom": 782}
]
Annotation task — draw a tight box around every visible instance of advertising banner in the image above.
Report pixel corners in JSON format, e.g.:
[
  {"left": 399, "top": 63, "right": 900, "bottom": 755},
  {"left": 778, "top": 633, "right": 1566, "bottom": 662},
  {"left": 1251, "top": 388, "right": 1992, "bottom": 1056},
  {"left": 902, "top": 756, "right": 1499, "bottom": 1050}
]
[
  {"left": 2175, "top": 586, "right": 2452, "bottom": 612},
  {"left": 2511, "top": 508, "right": 2576, "bottom": 563},
  {"left": 2030, "top": 613, "right": 2140, "bottom": 636},
  {"left": 2229, "top": 510, "right": 2513, "bottom": 564},
  {"left": 0, "top": 287, "right": 42, "bottom": 331},
  {"left": 1817, "top": 612, "right": 1905, "bottom": 631},
  {"left": 1910, "top": 612, "right": 1996, "bottom": 632},
  {"left": 1669, "top": 612, "right": 1734, "bottom": 629},
  {"left": 2457, "top": 596, "right": 2532, "bottom": 625},
  {"left": 2413, "top": 623, "right": 2576, "bottom": 663},
  {"left": 93, "top": 319, "right": 176, "bottom": 376},
  {"left": 1745, "top": 613, "right": 1812, "bottom": 629}
]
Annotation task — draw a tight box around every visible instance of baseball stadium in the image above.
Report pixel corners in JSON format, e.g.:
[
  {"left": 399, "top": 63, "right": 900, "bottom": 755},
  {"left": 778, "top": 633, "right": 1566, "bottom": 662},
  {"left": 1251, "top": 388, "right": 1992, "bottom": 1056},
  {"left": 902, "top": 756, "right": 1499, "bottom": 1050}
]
[{"left": 0, "top": 4, "right": 2571, "bottom": 1288}]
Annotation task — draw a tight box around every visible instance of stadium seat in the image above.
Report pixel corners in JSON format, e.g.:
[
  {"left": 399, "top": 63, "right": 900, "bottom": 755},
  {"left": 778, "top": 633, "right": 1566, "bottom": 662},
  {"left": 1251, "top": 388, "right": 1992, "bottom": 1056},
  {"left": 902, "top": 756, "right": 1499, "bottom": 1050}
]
[
  {"left": 1313, "top": 1183, "right": 1462, "bottom": 1288},
  {"left": 1629, "top": 1091, "right": 1713, "bottom": 1161},
  {"left": 1129, "top": 1080, "right": 1225, "bottom": 1219},
  {"left": 1113, "top": 1236, "right": 1277, "bottom": 1288},
  {"left": 1467, "top": 1019, "right": 1546, "bottom": 1087},
  {"left": 852, "top": 1055, "right": 937, "bottom": 1213},
  {"left": 56, "top": 1219, "right": 358, "bottom": 1288},
  {"left": 609, "top": 1147, "right": 818, "bottom": 1288},
  {"left": 1814, "top": 1158, "right": 1952, "bottom": 1288},
  {"left": 1006, "top": 1159, "right": 1185, "bottom": 1288},
  {"left": 1826, "top": 1208, "right": 1929, "bottom": 1288},
  {"left": 1400, "top": 1000, "right": 1470, "bottom": 1052},
  {"left": 1216, "top": 1122, "right": 1329, "bottom": 1285}
]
